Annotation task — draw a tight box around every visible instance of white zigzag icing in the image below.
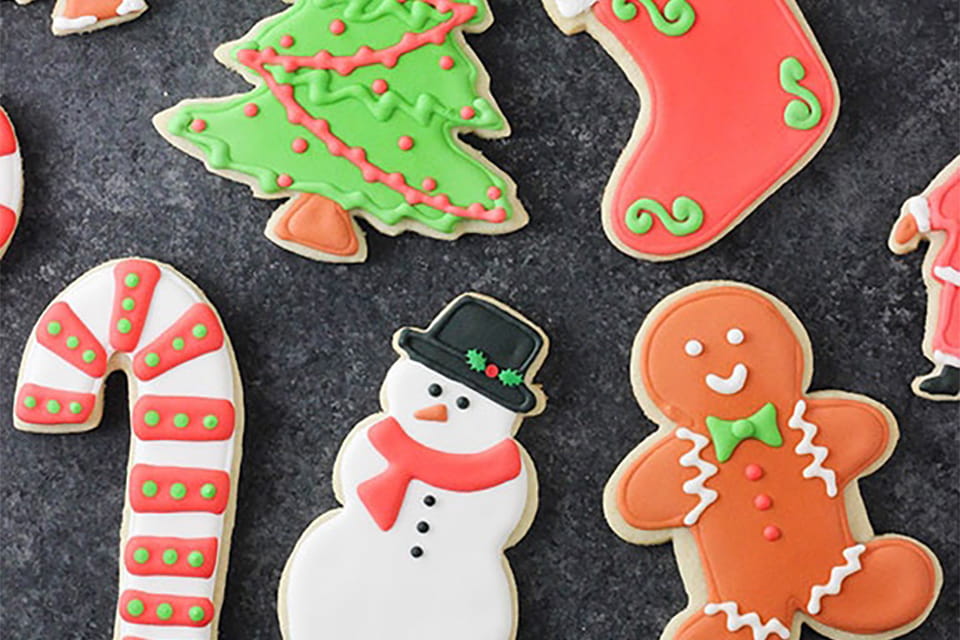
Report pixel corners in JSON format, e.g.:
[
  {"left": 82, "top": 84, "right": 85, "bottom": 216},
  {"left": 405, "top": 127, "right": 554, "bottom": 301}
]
[
  {"left": 704, "top": 602, "right": 791, "bottom": 640},
  {"left": 806, "top": 544, "right": 867, "bottom": 614},
  {"left": 676, "top": 428, "right": 719, "bottom": 526},
  {"left": 788, "top": 400, "right": 838, "bottom": 497}
]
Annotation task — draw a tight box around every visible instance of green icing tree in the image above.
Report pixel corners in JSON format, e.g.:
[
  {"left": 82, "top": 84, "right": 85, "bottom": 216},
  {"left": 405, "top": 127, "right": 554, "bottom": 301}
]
[{"left": 154, "top": 0, "right": 526, "bottom": 263}]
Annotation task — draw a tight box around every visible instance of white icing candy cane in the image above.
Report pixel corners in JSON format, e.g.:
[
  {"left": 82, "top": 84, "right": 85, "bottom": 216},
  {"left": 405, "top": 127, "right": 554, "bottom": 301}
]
[
  {"left": 704, "top": 601, "right": 791, "bottom": 640},
  {"left": 14, "top": 258, "right": 243, "bottom": 640},
  {"left": 675, "top": 427, "right": 719, "bottom": 526},
  {"left": 0, "top": 106, "right": 23, "bottom": 258},
  {"left": 806, "top": 544, "right": 866, "bottom": 615},
  {"left": 788, "top": 400, "right": 838, "bottom": 497}
]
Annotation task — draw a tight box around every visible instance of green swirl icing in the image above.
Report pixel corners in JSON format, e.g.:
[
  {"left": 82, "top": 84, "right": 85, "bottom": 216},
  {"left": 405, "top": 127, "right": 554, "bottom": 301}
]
[
  {"left": 625, "top": 197, "right": 703, "bottom": 236},
  {"left": 612, "top": 0, "right": 695, "bottom": 37},
  {"left": 779, "top": 56, "right": 822, "bottom": 130}
]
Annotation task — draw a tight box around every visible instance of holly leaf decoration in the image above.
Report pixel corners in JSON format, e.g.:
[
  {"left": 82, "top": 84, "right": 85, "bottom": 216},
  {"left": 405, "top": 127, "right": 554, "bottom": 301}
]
[
  {"left": 465, "top": 349, "right": 487, "bottom": 372},
  {"left": 498, "top": 369, "right": 523, "bottom": 387}
]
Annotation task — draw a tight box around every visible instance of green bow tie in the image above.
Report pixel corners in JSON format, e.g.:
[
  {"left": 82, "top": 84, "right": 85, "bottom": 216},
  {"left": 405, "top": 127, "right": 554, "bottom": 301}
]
[{"left": 705, "top": 403, "right": 783, "bottom": 463}]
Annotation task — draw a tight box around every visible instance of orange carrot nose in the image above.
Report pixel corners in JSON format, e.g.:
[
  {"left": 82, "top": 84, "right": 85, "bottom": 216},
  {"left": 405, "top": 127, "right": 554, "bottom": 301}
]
[{"left": 414, "top": 403, "right": 448, "bottom": 422}]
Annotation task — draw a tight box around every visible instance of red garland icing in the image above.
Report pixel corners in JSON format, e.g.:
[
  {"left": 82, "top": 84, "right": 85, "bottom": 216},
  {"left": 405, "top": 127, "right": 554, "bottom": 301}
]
[
  {"left": 132, "top": 396, "right": 236, "bottom": 441},
  {"left": 110, "top": 259, "right": 161, "bottom": 352},
  {"left": 119, "top": 590, "right": 214, "bottom": 627},
  {"left": 133, "top": 303, "right": 224, "bottom": 381},
  {"left": 129, "top": 464, "right": 230, "bottom": 514},
  {"left": 124, "top": 536, "right": 218, "bottom": 578},
  {"left": 15, "top": 383, "right": 96, "bottom": 424},
  {"left": 37, "top": 302, "right": 107, "bottom": 378}
]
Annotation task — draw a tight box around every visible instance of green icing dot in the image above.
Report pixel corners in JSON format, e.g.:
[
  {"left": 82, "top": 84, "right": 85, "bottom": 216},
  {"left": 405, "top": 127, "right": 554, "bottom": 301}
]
[
  {"left": 144, "top": 410, "right": 160, "bottom": 426},
  {"left": 145, "top": 353, "right": 160, "bottom": 367},
  {"left": 68, "top": 402, "right": 83, "bottom": 415},
  {"left": 133, "top": 548, "right": 149, "bottom": 564},
  {"left": 126, "top": 598, "right": 145, "bottom": 617},
  {"left": 122, "top": 297, "right": 136, "bottom": 311},
  {"left": 156, "top": 603, "right": 173, "bottom": 620},
  {"left": 46, "top": 400, "right": 61, "bottom": 414},
  {"left": 173, "top": 413, "right": 190, "bottom": 428},
  {"left": 125, "top": 273, "right": 140, "bottom": 288},
  {"left": 23, "top": 396, "right": 37, "bottom": 409},
  {"left": 202, "top": 415, "right": 218, "bottom": 429},
  {"left": 192, "top": 324, "right": 208, "bottom": 339},
  {"left": 200, "top": 483, "right": 217, "bottom": 500},
  {"left": 141, "top": 480, "right": 158, "bottom": 498},
  {"left": 187, "top": 551, "right": 205, "bottom": 568},
  {"left": 188, "top": 606, "right": 205, "bottom": 622},
  {"left": 117, "top": 318, "right": 132, "bottom": 334},
  {"left": 47, "top": 321, "right": 62, "bottom": 336},
  {"left": 82, "top": 350, "right": 96, "bottom": 363},
  {"left": 65, "top": 336, "right": 79, "bottom": 349},
  {"left": 162, "top": 549, "right": 179, "bottom": 565},
  {"left": 172, "top": 337, "right": 186, "bottom": 351},
  {"left": 170, "top": 483, "right": 187, "bottom": 500}
]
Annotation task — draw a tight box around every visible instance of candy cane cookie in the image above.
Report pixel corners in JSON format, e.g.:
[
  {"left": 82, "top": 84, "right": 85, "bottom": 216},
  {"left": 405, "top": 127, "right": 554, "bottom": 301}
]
[
  {"left": 13, "top": 258, "right": 244, "bottom": 640},
  {"left": 0, "top": 106, "right": 23, "bottom": 259}
]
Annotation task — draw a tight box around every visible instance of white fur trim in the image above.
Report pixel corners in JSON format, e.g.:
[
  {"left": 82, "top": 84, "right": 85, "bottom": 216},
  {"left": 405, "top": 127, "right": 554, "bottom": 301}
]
[
  {"left": 807, "top": 544, "right": 866, "bottom": 614},
  {"left": 704, "top": 602, "right": 790, "bottom": 640},
  {"left": 676, "top": 428, "right": 719, "bottom": 526},
  {"left": 933, "top": 266, "right": 960, "bottom": 286},
  {"left": 554, "top": 0, "right": 598, "bottom": 18},
  {"left": 52, "top": 15, "right": 98, "bottom": 30},
  {"left": 907, "top": 195, "right": 931, "bottom": 233},
  {"left": 933, "top": 350, "right": 960, "bottom": 368},
  {"left": 116, "top": 0, "right": 147, "bottom": 15},
  {"left": 787, "top": 400, "right": 838, "bottom": 497}
]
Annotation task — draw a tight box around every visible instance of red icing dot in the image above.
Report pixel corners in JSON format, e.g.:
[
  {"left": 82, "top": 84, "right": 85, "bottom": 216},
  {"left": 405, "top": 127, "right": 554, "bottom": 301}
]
[
  {"left": 763, "top": 525, "right": 782, "bottom": 541},
  {"left": 753, "top": 494, "right": 772, "bottom": 511},
  {"left": 487, "top": 186, "right": 502, "bottom": 200},
  {"left": 372, "top": 79, "right": 388, "bottom": 95},
  {"left": 330, "top": 19, "right": 346, "bottom": 35},
  {"left": 744, "top": 464, "right": 764, "bottom": 481},
  {"left": 421, "top": 177, "right": 437, "bottom": 191},
  {"left": 243, "top": 103, "right": 259, "bottom": 117},
  {"left": 398, "top": 136, "right": 414, "bottom": 151},
  {"left": 291, "top": 138, "right": 309, "bottom": 154},
  {"left": 485, "top": 364, "right": 500, "bottom": 378},
  {"left": 460, "top": 106, "right": 476, "bottom": 120},
  {"left": 277, "top": 174, "right": 293, "bottom": 188},
  {"left": 190, "top": 119, "right": 207, "bottom": 133},
  {"left": 279, "top": 34, "right": 294, "bottom": 48},
  {"left": 439, "top": 56, "right": 454, "bottom": 70}
]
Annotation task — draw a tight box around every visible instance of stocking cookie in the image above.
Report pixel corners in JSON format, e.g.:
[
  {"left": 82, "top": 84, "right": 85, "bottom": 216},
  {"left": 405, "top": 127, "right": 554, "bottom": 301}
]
[
  {"left": 14, "top": 258, "right": 244, "bottom": 640},
  {"left": 278, "top": 294, "right": 548, "bottom": 639},
  {"left": 0, "top": 107, "right": 22, "bottom": 259},
  {"left": 889, "top": 155, "right": 960, "bottom": 401},
  {"left": 543, "top": 0, "right": 839, "bottom": 261},
  {"left": 604, "top": 282, "right": 942, "bottom": 640},
  {"left": 155, "top": 0, "right": 527, "bottom": 263}
]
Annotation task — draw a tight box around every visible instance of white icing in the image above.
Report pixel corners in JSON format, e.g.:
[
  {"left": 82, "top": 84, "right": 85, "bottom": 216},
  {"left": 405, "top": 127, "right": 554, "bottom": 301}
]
[
  {"left": 14, "top": 261, "right": 241, "bottom": 640},
  {"left": 554, "top": 0, "right": 598, "bottom": 18},
  {"left": 933, "top": 350, "right": 960, "bottom": 368},
  {"left": 907, "top": 195, "right": 931, "bottom": 233},
  {"left": 684, "top": 339, "right": 703, "bottom": 357},
  {"left": 675, "top": 428, "right": 718, "bottom": 526},
  {"left": 281, "top": 359, "right": 532, "bottom": 639},
  {"left": 787, "top": 400, "right": 838, "bottom": 497},
  {"left": 704, "top": 602, "right": 790, "bottom": 640},
  {"left": 705, "top": 363, "right": 748, "bottom": 395},
  {"left": 933, "top": 266, "right": 960, "bottom": 286},
  {"left": 52, "top": 15, "right": 98, "bottom": 30},
  {"left": 116, "top": 0, "right": 148, "bottom": 15},
  {"left": 726, "top": 328, "right": 744, "bottom": 345},
  {"left": 806, "top": 544, "right": 866, "bottom": 615}
]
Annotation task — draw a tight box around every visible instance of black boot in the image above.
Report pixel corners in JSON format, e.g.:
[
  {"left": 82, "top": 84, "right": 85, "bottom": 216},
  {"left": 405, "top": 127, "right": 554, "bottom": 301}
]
[{"left": 918, "top": 365, "right": 960, "bottom": 399}]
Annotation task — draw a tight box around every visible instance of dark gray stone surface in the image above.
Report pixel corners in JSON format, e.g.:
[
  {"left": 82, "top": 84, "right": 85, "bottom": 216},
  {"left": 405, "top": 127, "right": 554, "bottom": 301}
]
[{"left": 0, "top": 0, "right": 957, "bottom": 638}]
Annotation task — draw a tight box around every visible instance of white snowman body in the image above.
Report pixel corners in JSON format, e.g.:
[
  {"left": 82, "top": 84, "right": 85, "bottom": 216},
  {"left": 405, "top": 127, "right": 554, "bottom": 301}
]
[{"left": 280, "top": 359, "right": 534, "bottom": 640}]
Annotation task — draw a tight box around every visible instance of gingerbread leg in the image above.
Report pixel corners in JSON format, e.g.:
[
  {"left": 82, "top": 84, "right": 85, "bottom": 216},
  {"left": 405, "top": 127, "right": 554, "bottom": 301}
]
[
  {"left": 809, "top": 538, "right": 939, "bottom": 635},
  {"left": 673, "top": 607, "right": 788, "bottom": 640}
]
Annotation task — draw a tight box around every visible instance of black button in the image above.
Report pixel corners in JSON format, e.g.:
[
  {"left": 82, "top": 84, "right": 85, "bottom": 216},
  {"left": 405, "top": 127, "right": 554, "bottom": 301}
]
[
  {"left": 423, "top": 495, "right": 436, "bottom": 507},
  {"left": 410, "top": 546, "right": 424, "bottom": 558},
  {"left": 417, "top": 521, "right": 430, "bottom": 533}
]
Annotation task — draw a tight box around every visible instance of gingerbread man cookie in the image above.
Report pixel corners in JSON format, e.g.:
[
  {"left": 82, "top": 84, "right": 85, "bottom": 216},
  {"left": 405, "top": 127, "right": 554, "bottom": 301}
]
[{"left": 604, "top": 282, "right": 941, "bottom": 640}]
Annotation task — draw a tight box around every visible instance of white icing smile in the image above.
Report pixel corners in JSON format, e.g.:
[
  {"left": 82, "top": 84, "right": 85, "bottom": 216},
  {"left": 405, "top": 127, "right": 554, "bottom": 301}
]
[{"left": 705, "top": 363, "right": 748, "bottom": 395}]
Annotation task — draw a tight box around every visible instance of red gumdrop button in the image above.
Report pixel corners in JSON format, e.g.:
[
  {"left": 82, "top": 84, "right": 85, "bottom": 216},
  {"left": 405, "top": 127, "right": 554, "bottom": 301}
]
[
  {"left": 372, "top": 79, "right": 388, "bottom": 95},
  {"left": 487, "top": 186, "right": 502, "bottom": 200},
  {"left": 485, "top": 364, "right": 500, "bottom": 378},
  {"left": 291, "top": 138, "right": 308, "bottom": 154},
  {"left": 279, "top": 34, "right": 294, "bottom": 48},
  {"left": 753, "top": 494, "right": 772, "bottom": 511},
  {"left": 439, "top": 56, "right": 454, "bottom": 70},
  {"left": 421, "top": 177, "right": 437, "bottom": 191},
  {"left": 397, "top": 136, "right": 414, "bottom": 151},
  {"left": 244, "top": 103, "right": 259, "bottom": 117},
  {"left": 763, "top": 525, "right": 782, "bottom": 541},
  {"left": 744, "top": 464, "right": 764, "bottom": 481},
  {"left": 460, "top": 106, "right": 475, "bottom": 120},
  {"left": 330, "top": 19, "right": 346, "bottom": 35},
  {"left": 277, "top": 174, "right": 294, "bottom": 188},
  {"left": 190, "top": 119, "right": 207, "bottom": 133}
]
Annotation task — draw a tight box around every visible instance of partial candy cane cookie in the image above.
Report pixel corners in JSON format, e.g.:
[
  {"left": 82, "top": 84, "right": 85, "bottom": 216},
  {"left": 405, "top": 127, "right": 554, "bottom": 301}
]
[
  {"left": 543, "top": 0, "right": 839, "bottom": 261},
  {"left": 0, "top": 107, "right": 23, "bottom": 258},
  {"left": 14, "top": 258, "right": 244, "bottom": 640},
  {"left": 51, "top": 0, "right": 148, "bottom": 36},
  {"left": 889, "top": 155, "right": 960, "bottom": 401},
  {"left": 604, "top": 282, "right": 942, "bottom": 640},
  {"left": 154, "top": 0, "right": 527, "bottom": 264}
]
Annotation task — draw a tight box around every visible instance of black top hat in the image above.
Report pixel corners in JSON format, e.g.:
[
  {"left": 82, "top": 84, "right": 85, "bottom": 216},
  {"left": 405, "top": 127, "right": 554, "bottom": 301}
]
[{"left": 396, "top": 295, "right": 546, "bottom": 413}]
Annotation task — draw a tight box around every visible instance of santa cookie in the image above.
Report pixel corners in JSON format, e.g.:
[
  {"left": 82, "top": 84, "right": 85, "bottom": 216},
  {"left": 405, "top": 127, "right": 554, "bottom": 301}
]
[
  {"left": 0, "top": 107, "right": 22, "bottom": 258},
  {"left": 604, "top": 282, "right": 941, "bottom": 640},
  {"left": 889, "top": 155, "right": 960, "bottom": 401},
  {"left": 278, "top": 294, "right": 548, "bottom": 639},
  {"left": 155, "top": 0, "right": 527, "bottom": 263},
  {"left": 14, "top": 258, "right": 244, "bottom": 640},
  {"left": 543, "top": 0, "right": 839, "bottom": 261}
]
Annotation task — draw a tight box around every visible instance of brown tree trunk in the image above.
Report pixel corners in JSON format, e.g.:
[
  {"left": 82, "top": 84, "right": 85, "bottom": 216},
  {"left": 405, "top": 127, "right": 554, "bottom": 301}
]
[{"left": 271, "top": 193, "right": 362, "bottom": 259}]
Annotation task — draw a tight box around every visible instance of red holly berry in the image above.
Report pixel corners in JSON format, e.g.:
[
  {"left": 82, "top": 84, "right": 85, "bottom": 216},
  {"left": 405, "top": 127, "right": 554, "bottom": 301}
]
[{"left": 485, "top": 364, "right": 499, "bottom": 378}]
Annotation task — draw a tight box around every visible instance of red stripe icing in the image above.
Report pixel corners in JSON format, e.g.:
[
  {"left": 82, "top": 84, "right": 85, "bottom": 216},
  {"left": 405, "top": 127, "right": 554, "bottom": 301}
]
[
  {"left": 129, "top": 464, "right": 230, "bottom": 514},
  {"left": 133, "top": 396, "right": 236, "bottom": 441},
  {"left": 15, "top": 383, "right": 96, "bottom": 425},
  {"left": 124, "top": 536, "right": 218, "bottom": 578},
  {"left": 133, "top": 303, "right": 224, "bottom": 381},
  {"left": 119, "top": 590, "right": 214, "bottom": 627},
  {"left": 36, "top": 302, "right": 107, "bottom": 377},
  {"left": 111, "top": 260, "right": 161, "bottom": 352},
  {"left": 0, "top": 109, "right": 16, "bottom": 156},
  {"left": 0, "top": 205, "right": 16, "bottom": 249}
]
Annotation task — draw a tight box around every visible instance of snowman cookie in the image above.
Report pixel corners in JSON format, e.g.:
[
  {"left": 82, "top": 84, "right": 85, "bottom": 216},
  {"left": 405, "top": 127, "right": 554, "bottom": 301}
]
[
  {"left": 604, "top": 282, "right": 941, "bottom": 640},
  {"left": 278, "top": 293, "right": 549, "bottom": 640},
  {"left": 0, "top": 106, "right": 23, "bottom": 259}
]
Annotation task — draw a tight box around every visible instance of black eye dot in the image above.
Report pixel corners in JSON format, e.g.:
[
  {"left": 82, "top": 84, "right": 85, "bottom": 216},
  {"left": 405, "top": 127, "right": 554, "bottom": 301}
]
[
  {"left": 428, "top": 383, "right": 442, "bottom": 397},
  {"left": 456, "top": 396, "right": 469, "bottom": 410}
]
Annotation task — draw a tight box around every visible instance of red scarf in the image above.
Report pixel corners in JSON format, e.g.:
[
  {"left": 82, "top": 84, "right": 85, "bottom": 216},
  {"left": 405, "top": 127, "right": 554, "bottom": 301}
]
[{"left": 357, "top": 417, "right": 522, "bottom": 531}]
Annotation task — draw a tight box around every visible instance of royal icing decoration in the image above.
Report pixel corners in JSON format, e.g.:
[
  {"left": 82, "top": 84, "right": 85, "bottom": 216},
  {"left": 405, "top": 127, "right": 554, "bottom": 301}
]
[
  {"left": 19, "top": 0, "right": 150, "bottom": 35},
  {"left": 14, "top": 258, "right": 244, "bottom": 640},
  {"left": 278, "top": 294, "right": 548, "bottom": 639},
  {"left": 888, "top": 155, "right": 960, "bottom": 400},
  {"left": 0, "top": 107, "right": 22, "bottom": 259},
  {"left": 155, "top": 0, "right": 528, "bottom": 264},
  {"left": 544, "top": 0, "right": 839, "bottom": 260},
  {"left": 606, "top": 282, "right": 941, "bottom": 640}
]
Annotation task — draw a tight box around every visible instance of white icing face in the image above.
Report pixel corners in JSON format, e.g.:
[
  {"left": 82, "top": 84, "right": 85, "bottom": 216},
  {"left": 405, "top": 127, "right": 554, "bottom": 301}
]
[
  {"left": 683, "top": 329, "right": 749, "bottom": 395},
  {"left": 684, "top": 339, "right": 703, "bottom": 357},
  {"left": 726, "top": 328, "right": 745, "bottom": 345},
  {"left": 382, "top": 359, "right": 517, "bottom": 454}
]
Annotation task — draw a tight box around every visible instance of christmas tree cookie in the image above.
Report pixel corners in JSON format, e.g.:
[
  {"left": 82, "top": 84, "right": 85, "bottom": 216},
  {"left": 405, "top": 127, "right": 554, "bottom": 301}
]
[
  {"left": 0, "top": 107, "right": 22, "bottom": 259},
  {"left": 155, "top": 0, "right": 527, "bottom": 263},
  {"left": 543, "top": 0, "right": 839, "bottom": 261}
]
